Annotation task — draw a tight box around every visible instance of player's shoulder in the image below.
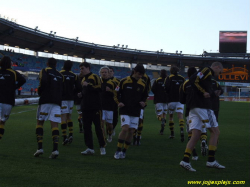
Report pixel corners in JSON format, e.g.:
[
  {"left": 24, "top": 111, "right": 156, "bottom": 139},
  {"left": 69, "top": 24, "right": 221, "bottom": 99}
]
[
  {"left": 90, "top": 73, "right": 99, "bottom": 79},
  {"left": 69, "top": 71, "right": 76, "bottom": 76},
  {"left": 178, "top": 74, "right": 185, "bottom": 80},
  {"left": 120, "top": 76, "right": 130, "bottom": 82},
  {"left": 169, "top": 74, "right": 175, "bottom": 78},
  {"left": 138, "top": 78, "right": 146, "bottom": 86},
  {"left": 156, "top": 77, "right": 164, "bottom": 81}
]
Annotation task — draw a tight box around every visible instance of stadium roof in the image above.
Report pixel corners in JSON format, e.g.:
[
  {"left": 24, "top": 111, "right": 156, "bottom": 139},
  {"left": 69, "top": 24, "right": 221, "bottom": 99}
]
[{"left": 0, "top": 18, "right": 249, "bottom": 68}]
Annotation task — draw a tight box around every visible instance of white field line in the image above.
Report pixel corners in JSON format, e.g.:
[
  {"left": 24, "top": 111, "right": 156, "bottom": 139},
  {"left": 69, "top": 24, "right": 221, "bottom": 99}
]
[{"left": 11, "top": 108, "right": 37, "bottom": 115}]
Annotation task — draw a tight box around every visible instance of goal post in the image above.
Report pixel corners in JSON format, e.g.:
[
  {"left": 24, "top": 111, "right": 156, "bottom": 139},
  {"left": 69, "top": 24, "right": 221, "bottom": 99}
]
[{"left": 237, "top": 87, "right": 250, "bottom": 100}]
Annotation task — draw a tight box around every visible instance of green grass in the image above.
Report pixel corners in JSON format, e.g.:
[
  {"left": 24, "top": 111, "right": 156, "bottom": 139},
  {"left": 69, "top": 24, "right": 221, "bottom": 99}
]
[{"left": 0, "top": 101, "right": 249, "bottom": 187}]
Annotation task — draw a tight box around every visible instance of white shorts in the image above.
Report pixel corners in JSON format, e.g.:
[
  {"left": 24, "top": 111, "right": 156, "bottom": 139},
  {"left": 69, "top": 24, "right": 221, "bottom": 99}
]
[
  {"left": 120, "top": 115, "right": 139, "bottom": 129},
  {"left": 37, "top": 104, "right": 61, "bottom": 123},
  {"left": 75, "top": 105, "right": 82, "bottom": 114},
  {"left": 61, "top": 100, "right": 74, "bottom": 114},
  {"left": 102, "top": 110, "right": 113, "bottom": 123},
  {"left": 186, "top": 116, "right": 207, "bottom": 133},
  {"left": 140, "top": 109, "right": 144, "bottom": 119},
  {"left": 0, "top": 103, "right": 12, "bottom": 122},
  {"left": 155, "top": 103, "right": 168, "bottom": 115},
  {"left": 189, "top": 108, "right": 218, "bottom": 131},
  {"left": 168, "top": 102, "right": 184, "bottom": 114}
]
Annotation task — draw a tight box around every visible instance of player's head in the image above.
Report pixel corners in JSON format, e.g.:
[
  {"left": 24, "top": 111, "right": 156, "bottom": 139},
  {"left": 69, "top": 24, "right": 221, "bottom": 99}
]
[
  {"left": 187, "top": 67, "right": 197, "bottom": 78},
  {"left": 99, "top": 66, "right": 109, "bottom": 79},
  {"left": 0, "top": 56, "right": 12, "bottom": 70},
  {"left": 170, "top": 66, "right": 179, "bottom": 75},
  {"left": 109, "top": 67, "right": 115, "bottom": 78},
  {"left": 133, "top": 64, "right": 145, "bottom": 80},
  {"left": 160, "top": 69, "right": 167, "bottom": 79},
  {"left": 63, "top": 60, "right": 73, "bottom": 71},
  {"left": 47, "top": 58, "right": 57, "bottom": 68},
  {"left": 211, "top": 61, "right": 223, "bottom": 77},
  {"left": 79, "top": 62, "right": 91, "bottom": 76}
]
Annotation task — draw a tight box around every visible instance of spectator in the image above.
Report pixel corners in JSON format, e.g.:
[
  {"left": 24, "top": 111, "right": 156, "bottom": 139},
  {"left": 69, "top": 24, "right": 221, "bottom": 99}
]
[
  {"left": 34, "top": 88, "right": 38, "bottom": 95},
  {"left": 18, "top": 87, "right": 22, "bottom": 95},
  {"left": 31, "top": 88, "right": 34, "bottom": 95}
]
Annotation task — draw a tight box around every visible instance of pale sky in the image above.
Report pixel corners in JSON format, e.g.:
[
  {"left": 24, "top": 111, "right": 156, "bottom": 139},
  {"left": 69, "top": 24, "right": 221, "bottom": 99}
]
[{"left": 0, "top": 0, "right": 249, "bottom": 55}]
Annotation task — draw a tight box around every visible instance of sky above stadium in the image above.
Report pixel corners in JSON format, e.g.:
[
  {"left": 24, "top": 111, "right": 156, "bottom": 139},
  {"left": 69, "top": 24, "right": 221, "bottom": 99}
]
[{"left": 0, "top": 0, "right": 249, "bottom": 55}]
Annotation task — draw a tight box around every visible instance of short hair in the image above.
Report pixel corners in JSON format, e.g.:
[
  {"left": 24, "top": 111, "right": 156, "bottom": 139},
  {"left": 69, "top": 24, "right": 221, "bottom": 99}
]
[
  {"left": 211, "top": 61, "right": 223, "bottom": 69},
  {"left": 0, "top": 56, "right": 12, "bottom": 70},
  {"left": 47, "top": 58, "right": 57, "bottom": 68},
  {"left": 170, "top": 66, "right": 179, "bottom": 74},
  {"left": 99, "top": 66, "right": 109, "bottom": 75},
  {"left": 187, "top": 67, "right": 197, "bottom": 78},
  {"left": 133, "top": 64, "right": 145, "bottom": 75},
  {"left": 79, "top": 62, "right": 91, "bottom": 69},
  {"left": 109, "top": 67, "right": 114, "bottom": 72},
  {"left": 160, "top": 69, "right": 167, "bottom": 78},
  {"left": 63, "top": 60, "right": 73, "bottom": 71}
]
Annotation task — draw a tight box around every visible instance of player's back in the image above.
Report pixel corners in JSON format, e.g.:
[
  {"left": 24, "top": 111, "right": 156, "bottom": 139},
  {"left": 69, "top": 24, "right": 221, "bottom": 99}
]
[{"left": 165, "top": 74, "right": 185, "bottom": 102}]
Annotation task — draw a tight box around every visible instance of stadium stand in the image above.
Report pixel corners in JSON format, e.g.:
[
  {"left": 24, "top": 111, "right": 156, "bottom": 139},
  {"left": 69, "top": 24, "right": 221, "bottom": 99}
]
[
  {"left": 0, "top": 50, "right": 159, "bottom": 94},
  {"left": 1, "top": 50, "right": 248, "bottom": 97}
]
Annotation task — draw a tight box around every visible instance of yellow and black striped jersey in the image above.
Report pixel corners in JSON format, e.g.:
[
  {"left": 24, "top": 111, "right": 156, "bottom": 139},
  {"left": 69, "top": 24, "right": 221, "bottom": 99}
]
[
  {"left": 100, "top": 78, "right": 118, "bottom": 111},
  {"left": 164, "top": 74, "right": 185, "bottom": 102},
  {"left": 38, "top": 67, "right": 64, "bottom": 106},
  {"left": 0, "top": 68, "right": 26, "bottom": 106},
  {"left": 110, "top": 76, "right": 120, "bottom": 86},
  {"left": 188, "top": 67, "right": 215, "bottom": 109},
  {"left": 60, "top": 70, "right": 81, "bottom": 101},
  {"left": 81, "top": 72, "right": 102, "bottom": 110},
  {"left": 116, "top": 76, "right": 148, "bottom": 117},
  {"left": 179, "top": 79, "right": 194, "bottom": 117},
  {"left": 151, "top": 76, "right": 168, "bottom": 104},
  {"left": 142, "top": 73, "right": 151, "bottom": 94}
]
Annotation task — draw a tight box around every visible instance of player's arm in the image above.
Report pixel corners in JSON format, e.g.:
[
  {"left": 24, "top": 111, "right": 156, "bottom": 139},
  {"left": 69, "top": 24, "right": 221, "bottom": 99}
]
[
  {"left": 111, "top": 82, "right": 119, "bottom": 104},
  {"left": 74, "top": 75, "right": 82, "bottom": 93},
  {"left": 60, "top": 72, "right": 65, "bottom": 98},
  {"left": 15, "top": 71, "right": 26, "bottom": 89},
  {"left": 151, "top": 80, "right": 157, "bottom": 94},
  {"left": 141, "top": 83, "right": 148, "bottom": 104},
  {"left": 179, "top": 82, "right": 187, "bottom": 104},
  {"left": 84, "top": 75, "right": 101, "bottom": 92},
  {"left": 146, "top": 75, "right": 151, "bottom": 93},
  {"left": 37, "top": 69, "right": 47, "bottom": 95},
  {"left": 191, "top": 67, "right": 212, "bottom": 97},
  {"left": 115, "top": 79, "right": 124, "bottom": 107},
  {"left": 164, "top": 76, "right": 171, "bottom": 93},
  {"left": 139, "top": 88, "right": 148, "bottom": 108},
  {"left": 217, "top": 81, "right": 224, "bottom": 96}
]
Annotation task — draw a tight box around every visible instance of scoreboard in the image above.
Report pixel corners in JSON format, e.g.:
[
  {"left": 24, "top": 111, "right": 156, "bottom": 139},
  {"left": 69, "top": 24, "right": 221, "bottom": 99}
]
[{"left": 219, "top": 31, "right": 247, "bottom": 53}]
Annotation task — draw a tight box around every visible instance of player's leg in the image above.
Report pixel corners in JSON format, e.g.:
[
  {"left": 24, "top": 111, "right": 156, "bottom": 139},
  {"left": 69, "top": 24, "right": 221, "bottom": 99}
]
[
  {"left": 61, "top": 101, "right": 69, "bottom": 145},
  {"left": 48, "top": 104, "right": 61, "bottom": 159},
  {"left": 0, "top": 103, "right": 12, "bottom": 140}
]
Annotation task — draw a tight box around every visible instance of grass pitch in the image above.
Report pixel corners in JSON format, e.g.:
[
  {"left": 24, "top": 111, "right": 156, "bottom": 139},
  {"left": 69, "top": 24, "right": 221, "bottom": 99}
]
[{"left": 0, "top": 101, "right": 249, "bottom": 187}]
